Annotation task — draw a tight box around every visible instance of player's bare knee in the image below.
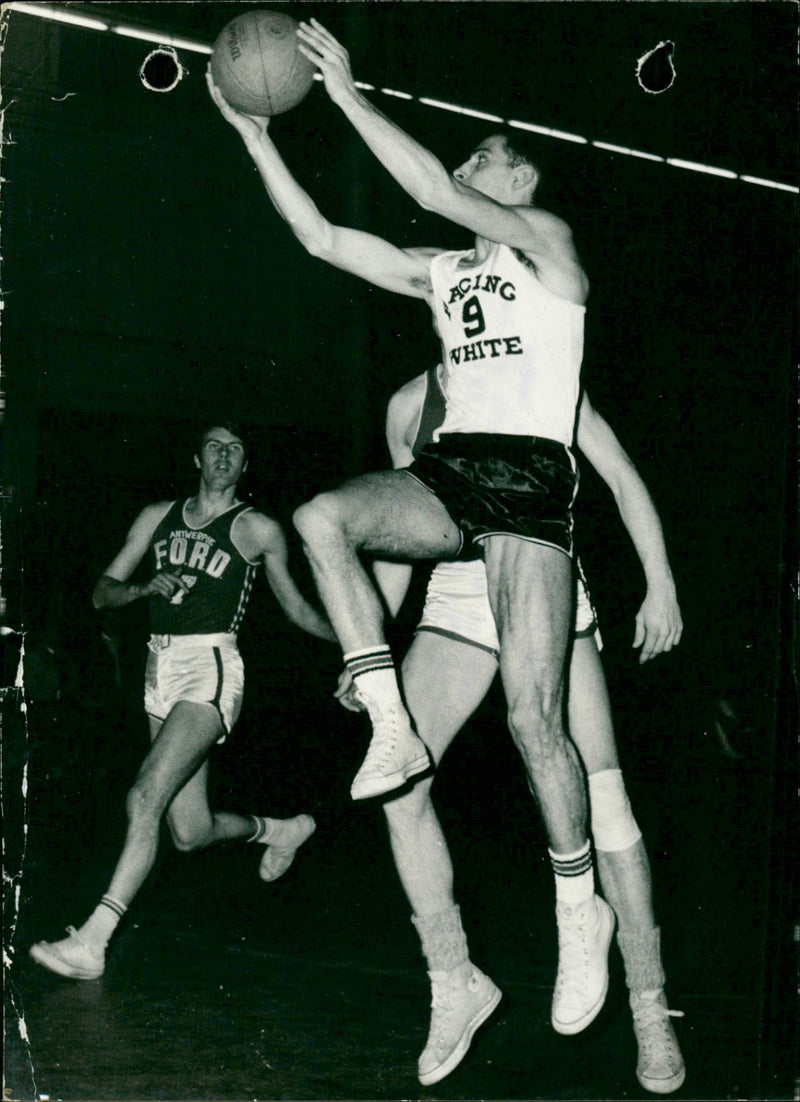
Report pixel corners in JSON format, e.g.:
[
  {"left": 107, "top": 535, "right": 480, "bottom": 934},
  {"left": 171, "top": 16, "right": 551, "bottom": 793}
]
[
  {"left": 125, "top": 780, "right": 165, "bottom": 830},
  {"left": 168, "top": 822, "right": 209, "bottom": 853},
  {"left": 293, "top": 492, "right": 346, "bottom": 548},
  {"left": 506, "top": 694, "right": 564, "bottom": 757},
  {"left": 383, "top": 783, "right": 430, "bottom": 833}
]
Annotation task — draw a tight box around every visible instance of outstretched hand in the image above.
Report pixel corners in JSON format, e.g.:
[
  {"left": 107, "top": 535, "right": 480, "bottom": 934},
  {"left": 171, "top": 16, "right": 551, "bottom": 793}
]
[
  {"left": 296, "top": 19, "right": 358, "bottom": 105},
  {"left": 206, "top": 68, "right": 270, "bottom": 144},
  {"left": 632, "top": 587, "right": 683, "bottom": 663}
]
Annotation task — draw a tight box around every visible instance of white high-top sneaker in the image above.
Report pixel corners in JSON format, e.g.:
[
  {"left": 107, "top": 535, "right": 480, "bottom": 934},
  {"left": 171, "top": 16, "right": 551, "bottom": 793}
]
[
  {"left": 551, "top": 894, "right": 615, "bottom": 1034},
  {"left": 418, "top": 963, "right": 502, "bottom": 1086},
  {"left": 630, "top": 988, "right": 686, "bottom": 1093},
  {"left": 350, "top": 703, "right": 430, "bottom": 800}
]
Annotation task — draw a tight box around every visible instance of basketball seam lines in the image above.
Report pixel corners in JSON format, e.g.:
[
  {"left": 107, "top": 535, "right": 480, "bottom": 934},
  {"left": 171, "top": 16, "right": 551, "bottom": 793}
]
[{"left": 255, "top": 17, "right": 274, "bottom": 117}]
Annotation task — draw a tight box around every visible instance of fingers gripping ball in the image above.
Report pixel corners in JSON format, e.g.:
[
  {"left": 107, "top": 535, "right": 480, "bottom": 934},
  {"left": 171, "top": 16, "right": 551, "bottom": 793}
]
[{"left": 210, "top": 10, "right": 316, "bottom": 116}]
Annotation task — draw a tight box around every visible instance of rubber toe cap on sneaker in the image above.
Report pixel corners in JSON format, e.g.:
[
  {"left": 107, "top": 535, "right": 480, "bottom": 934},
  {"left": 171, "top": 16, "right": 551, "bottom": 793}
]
[
  {"left": 417, "top": 969, "right": 502, "bottom": 1086},
  {"left": 29, "top": 935, "right": 104, "bottom": 980}
]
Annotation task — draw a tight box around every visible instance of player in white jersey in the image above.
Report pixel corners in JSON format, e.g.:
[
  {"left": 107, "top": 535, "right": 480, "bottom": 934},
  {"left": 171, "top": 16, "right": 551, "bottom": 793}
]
[
  {"left": 334, "top": 368, "right": 684, "bottom": 1091},
  {"left": 30, "top": 422, "right": 335, "bottom": 981},
  {"left": 209, "top": 22, "right": 675, "bottom": 1091}
]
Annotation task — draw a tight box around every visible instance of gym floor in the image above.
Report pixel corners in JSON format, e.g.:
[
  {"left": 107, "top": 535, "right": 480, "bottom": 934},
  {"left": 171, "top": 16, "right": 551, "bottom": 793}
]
[
  {"left": 2, "top": 5, "right": 795, "bottom": 1099},
  {"left": 3, "top": 629, "right": 792, "bottom": 1102}
]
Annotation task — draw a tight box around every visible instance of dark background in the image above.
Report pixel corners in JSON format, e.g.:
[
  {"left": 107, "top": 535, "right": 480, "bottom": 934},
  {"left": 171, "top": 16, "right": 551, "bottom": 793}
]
[{"left": 1, "top": 3, "right": 796, "bottom": 1100}]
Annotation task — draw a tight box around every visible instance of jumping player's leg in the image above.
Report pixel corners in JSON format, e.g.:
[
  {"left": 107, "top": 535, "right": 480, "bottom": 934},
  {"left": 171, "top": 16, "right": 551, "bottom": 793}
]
[
  {"left": 567, "top": 637, "right": 654, "bottom": 928},
  {"left": 484, "top": 537, "right": 585, "bottom": 849},
  {"left": 294, "top": 471, "right": 462, "bottom": 800},
  {"left": 294, "top": 471, "right": 462, "bottom": 653},
  {"left": 568, "top": 637, "right": 685, "bottom": 1093},
  {"left": 383, "top": 629, "right": 501, "bottom": 1086},
  {"left": 483, "top": 536, "right": 614, "bottom": 1035},
  {"left": 385, "top": 630, "right": 497, "bottom": 915}
]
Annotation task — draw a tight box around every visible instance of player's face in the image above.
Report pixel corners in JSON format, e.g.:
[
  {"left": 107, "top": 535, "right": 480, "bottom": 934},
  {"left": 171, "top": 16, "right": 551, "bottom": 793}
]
[
  {"left": 452, "top": 136, "right": 515, "bottom": 201},
  {"left": 195, "top": 427, "right": 247, "bottom": 486}
]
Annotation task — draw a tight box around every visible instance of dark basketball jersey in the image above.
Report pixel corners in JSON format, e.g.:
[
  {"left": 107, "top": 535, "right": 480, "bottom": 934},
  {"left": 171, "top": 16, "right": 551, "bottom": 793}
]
[
  {"left": 412, "top": 365, "right": 447, "bottom": 458},
  {"left": 149, "top": 501, "right": 258, "bottom": 635}
]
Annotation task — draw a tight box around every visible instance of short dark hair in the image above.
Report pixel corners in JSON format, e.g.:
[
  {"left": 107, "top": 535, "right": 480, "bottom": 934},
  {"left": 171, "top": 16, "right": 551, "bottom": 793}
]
[
  {"left": 491, "top": 130, "right": 545, "bottom": 201},
  {"left": 195, "top": 418, "right": 249, "bottom": 459}
]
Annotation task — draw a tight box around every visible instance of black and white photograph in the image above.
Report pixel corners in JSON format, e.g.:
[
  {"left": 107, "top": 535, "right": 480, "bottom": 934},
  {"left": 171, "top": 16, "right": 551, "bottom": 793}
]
[{"left": 2, "top": 3, "right": 796, "bottom": 1100}]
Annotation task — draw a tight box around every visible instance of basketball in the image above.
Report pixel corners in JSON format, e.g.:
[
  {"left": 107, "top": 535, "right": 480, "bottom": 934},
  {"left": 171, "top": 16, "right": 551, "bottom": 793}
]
[{"left": 210, "top": 10, "right": 317, "bottom": 116}]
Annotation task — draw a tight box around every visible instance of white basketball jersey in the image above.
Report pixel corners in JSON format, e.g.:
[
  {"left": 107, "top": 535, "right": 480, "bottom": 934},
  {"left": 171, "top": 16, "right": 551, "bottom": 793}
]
[{"left": 429, "top": 243, "right": 585, "bottom": 445}]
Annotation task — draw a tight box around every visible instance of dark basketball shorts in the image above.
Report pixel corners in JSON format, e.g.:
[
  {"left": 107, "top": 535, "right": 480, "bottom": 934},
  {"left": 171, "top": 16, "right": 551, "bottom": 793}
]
[{"left": 404, "top": 433, "right": 578, "bottom": 559}]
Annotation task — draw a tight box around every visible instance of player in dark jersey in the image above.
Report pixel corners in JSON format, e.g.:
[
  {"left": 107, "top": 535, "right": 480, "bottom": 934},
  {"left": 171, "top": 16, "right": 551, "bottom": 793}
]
[{"left": 29, "top": 422, "right": 335, "bottom": 981}]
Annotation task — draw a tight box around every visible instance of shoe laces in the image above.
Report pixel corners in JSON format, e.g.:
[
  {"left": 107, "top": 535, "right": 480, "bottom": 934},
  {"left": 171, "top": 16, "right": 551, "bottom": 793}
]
[
  {"left": 427, "top": 975, "right": 456, "bottom": 1047},
  {"left": 555, "top": 908, "right": 592, "bottom": 999},
  {"left": 631, "top": 993, "right": 684, "bottom": 1052},
  {"left": 361, "top": 708, "right": 403, "bottom": 770},
  {"left": 64, "top": 926, "right": 102, "bottom": 958}
]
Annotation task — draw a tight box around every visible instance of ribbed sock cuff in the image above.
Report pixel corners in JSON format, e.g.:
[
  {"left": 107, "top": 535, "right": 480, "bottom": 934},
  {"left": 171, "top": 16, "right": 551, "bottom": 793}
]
[
  {"left": 100, "top": 895, "right": 127, "bottom": 920},
  {"left": 550, "top": 841, "right": 594, "bottom": 906},
  {"left": 617, "top": 926, "right": 666, "bottom": 993},
  {"left": 82, "top": 895, "right": 127, "bottom": 948},
  {"left": 344, "top": 646, "right": 394, "bottom": 677},
  {"left": 412, "top": 905, "right": 469, "bottom": 972},
  {"left": 247, "top": 815, "right": 270, "bottom": 843},
  {"left": 345, "top": 662, "right": 403, "bottom": 717}
]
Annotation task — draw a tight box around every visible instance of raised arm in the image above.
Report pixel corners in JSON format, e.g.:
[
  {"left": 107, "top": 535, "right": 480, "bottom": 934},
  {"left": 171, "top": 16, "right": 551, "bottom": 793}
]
[
  {"left": 207, "top": 70, "right": 434, "bottom": 300},
  {"left": 242, "top": 512, "right": 336, "bottom": 642},
  {"left": 296, "top": 20, "right": 587, "bottom": 302},
  {"left": 92, "top": 503, "right": 188, "bottom": 609},
  {"left": 575, "top": 393, "right": 682, "bottom": 663}
]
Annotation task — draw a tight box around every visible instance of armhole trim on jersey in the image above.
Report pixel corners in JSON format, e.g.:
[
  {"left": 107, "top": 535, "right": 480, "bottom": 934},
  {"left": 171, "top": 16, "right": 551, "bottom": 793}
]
[
  {"left": 154, "top": 500, "right": 178, "bottom": 532},
  {"left": 181, "top": 499, "right": 250, "bottom": 531},
  {"left": 408, "top": 380, "right": 427, "bottom": 461},
  {"left": 230, "top": 506, "right": 261, "bottom": 566},
  {"left": 509, "top": 245, "right": 587, "bottom": 312}
]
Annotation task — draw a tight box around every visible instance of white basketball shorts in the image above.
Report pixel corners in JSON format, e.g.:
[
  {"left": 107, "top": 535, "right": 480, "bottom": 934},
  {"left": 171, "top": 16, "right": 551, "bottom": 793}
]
[
  {"left": 144, "top": 632, "right": 244, "bottom": 740},
  {"left": 416, "top": 558, "right": 600, "bottom": 658}
]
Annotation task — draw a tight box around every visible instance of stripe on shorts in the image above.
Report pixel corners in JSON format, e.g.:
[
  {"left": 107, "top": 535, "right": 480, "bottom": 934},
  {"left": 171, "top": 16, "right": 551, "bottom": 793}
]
[
  {"left": 415, "top": 625, "right": 499, "bottom": 659},
  {"left": 211, "top": 647, "right": 224, "bottom": 715}
]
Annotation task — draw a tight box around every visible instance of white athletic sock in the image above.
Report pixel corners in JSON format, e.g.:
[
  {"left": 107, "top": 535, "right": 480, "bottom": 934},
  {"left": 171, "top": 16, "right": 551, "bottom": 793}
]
[
  {"left": 79, "top": 895, "right": 127, "bottom": 950},
  {"left": 549, "top": 841, "right": 595, "bottom": 907},
  {"left": 344, "top": 647, "right": 403, "bottom": 714},
  {"left": 247, "top": 815, "right": 272, "bottom": 843}
]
